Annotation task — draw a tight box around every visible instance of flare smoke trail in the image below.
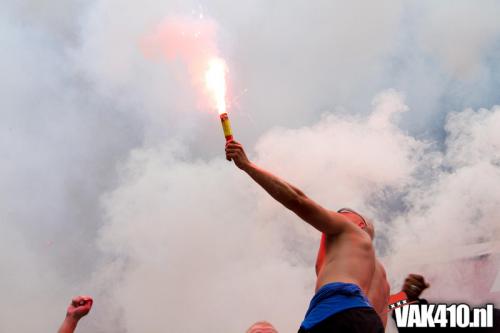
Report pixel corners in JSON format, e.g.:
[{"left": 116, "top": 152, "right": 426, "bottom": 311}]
[{"left": 1, "top": 1, "right": 500, "bottom": 333}]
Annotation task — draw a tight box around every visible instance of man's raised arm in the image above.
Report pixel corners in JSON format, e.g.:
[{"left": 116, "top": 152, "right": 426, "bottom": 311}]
[{"left": 225, "top": 141, "right": 347, "bottom": 235}]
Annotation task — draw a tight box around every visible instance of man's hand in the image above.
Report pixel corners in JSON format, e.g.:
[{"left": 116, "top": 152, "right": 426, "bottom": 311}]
[
  {"left": 67, "top": 296, "right": 93, "bottom": 320},
  {"left": 402, "top": 274, "right": 430, "bottom": 301},
  {"left": 58, "top": 296, "right": 93, "bottom": 333},
  {"left": 225, "top": 141, "right": 251, "bottom": 170}
]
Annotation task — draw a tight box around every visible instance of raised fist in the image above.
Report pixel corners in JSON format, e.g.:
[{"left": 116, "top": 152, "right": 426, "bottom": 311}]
[
  {"left": 402, "top": 274, "right": 430, "bottom": 301},
  {"left": 66, "top": 295, "right": 93, "bottom": 320}
]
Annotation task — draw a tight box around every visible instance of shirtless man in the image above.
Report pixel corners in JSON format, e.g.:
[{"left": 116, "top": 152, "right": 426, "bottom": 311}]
[{"left": 226, "top": 141, "right": 389, "bottom": 332}]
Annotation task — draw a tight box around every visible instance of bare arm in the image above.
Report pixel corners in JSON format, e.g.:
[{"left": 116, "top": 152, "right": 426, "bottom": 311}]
[
  {"left": 225, "top": 141, "right": 347, "bottom": 234},
  {"left": 58, "top": 318, "right": 78, "bottom": 333}
]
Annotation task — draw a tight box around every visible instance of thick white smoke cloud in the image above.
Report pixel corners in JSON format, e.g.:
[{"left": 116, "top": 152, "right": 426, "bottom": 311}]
[
  {"left": 388, "top": 105, "right": 500, "bottom": 306},
  {"left": 2, "top": 1, "right": 500, "bottom": 332}
]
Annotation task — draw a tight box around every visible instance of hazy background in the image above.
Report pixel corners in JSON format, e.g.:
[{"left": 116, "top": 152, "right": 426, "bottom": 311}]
[{"left": 1, "top": 1, "right": 500, "bottom": 332}]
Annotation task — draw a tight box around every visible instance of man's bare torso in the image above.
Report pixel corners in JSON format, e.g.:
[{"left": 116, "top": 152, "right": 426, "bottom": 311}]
[{"left": 315, "top": 222, "right": 390, "bottom": 327}]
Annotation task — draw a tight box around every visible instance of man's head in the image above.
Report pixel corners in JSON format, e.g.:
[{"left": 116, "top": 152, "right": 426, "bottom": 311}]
[
  {"left": 338, "top": 208, "right": 374, "bottom": 240},
  {"left": 245, "top": 321, "right": 278, "bottom": 333}
]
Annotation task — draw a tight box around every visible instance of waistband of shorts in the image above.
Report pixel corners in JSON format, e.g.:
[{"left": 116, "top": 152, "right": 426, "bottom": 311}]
[{"left": 300, "top": 282, "right": 373, "bottom": 330}]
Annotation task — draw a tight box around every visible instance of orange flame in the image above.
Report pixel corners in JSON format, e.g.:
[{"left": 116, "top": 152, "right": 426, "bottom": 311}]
[{"left": 205, "top": 57, "right": 227, "bottom": 115}]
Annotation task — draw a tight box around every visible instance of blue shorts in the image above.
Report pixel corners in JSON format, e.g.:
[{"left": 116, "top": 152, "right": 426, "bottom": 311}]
[{"left": 300, "top": 282, "right": 374, "bottom": 330}]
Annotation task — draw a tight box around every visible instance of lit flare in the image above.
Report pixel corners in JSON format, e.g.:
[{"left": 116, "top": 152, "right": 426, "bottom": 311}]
[
  {"left": 205, "top": 57, "right": 233, "bottom": 142},
  {"left": 205, "top": 57, "right": 227, "bottom": 115}
]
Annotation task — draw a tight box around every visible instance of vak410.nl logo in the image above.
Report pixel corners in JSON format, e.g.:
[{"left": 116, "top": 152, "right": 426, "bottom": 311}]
[{"left": 388, "top": 292, "right": 495, "bottom": 328}]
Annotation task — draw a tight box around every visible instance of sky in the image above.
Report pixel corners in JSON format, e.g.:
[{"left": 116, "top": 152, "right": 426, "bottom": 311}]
[{"left": 1, "top": 1, "right": 500, "bottom": 332}]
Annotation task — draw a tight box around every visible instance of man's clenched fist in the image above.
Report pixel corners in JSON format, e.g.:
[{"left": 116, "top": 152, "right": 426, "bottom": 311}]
[
  {"left": 225, "top": 141, "right": 251, "bottom": 170},
  {"left": 67, "top": 296, "right": 93, "bottom": 320},
  {"left": 402, "top": 274, "right": 430, "bottom": 301},
  {"left": 58, "top": 296, "right": 93, "bottom": 333}
]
